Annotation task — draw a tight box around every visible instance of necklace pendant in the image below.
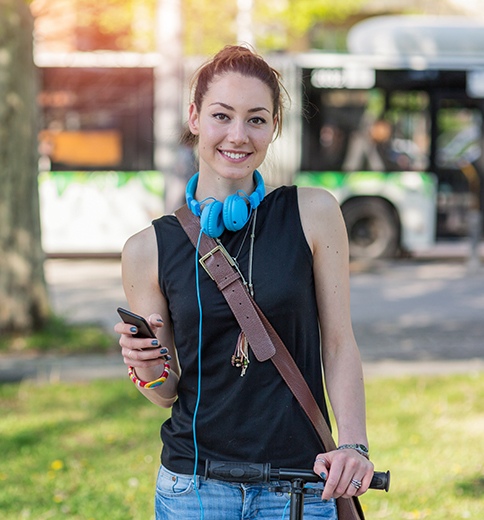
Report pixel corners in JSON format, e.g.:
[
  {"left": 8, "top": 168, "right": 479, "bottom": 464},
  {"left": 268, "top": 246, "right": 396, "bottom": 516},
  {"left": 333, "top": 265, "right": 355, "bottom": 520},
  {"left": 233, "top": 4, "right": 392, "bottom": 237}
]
[{"left": 232, "top": 331, "right": 250, "bottom": 376}]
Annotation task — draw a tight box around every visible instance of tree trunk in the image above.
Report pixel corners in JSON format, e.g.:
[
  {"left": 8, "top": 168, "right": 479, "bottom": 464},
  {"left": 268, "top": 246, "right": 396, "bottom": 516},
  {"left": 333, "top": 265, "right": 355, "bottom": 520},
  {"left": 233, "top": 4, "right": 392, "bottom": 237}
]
[{"left": 0, "top": 0, "right": 50, "bottom": 332}]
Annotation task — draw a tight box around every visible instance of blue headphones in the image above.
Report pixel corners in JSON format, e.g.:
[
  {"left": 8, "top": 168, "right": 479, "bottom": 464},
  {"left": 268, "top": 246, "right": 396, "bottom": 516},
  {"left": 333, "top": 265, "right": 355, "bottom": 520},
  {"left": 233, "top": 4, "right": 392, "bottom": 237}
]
[{"left": 185, "top": 170, "right": 265, "bottom": 238}]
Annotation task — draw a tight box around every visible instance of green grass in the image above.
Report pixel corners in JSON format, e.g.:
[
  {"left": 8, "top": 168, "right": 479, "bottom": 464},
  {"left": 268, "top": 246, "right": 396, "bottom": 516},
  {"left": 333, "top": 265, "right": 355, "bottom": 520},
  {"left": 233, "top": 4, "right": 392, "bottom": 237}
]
[
  {"left": 0, "top": 372, "right": 483, "bottom": 519},
  {"left": 0, "top": 379, "right": 167, "bottom": 520},
  {"left": 0, "top": 316, "right": 117, "bottom": 355},
  {"left": 360, "top": 372, "right": 484, "bottom": 519}
]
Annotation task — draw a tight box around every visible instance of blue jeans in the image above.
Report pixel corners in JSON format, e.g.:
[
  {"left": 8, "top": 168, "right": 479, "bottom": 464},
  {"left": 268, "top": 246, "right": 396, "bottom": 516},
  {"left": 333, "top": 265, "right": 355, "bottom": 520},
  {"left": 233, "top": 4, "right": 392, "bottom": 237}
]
[{"left": 155, "top": 465, "right": 338, "bottom": 520}]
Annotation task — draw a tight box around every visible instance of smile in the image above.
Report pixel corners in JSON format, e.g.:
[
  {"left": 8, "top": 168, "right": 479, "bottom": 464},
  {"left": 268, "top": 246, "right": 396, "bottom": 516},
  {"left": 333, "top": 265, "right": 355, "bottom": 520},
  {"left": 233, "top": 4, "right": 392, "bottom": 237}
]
[{"left": 220, "top": 150, "right": 250, "bottom": 160}]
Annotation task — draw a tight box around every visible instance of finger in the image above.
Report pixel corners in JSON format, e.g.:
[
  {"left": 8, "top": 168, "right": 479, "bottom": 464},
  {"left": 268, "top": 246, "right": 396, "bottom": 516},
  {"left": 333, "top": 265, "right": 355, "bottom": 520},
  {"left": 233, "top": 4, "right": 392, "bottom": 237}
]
[
  {"left": 358, "top": 463, "right": 375, "bottom": 494},
  {"left": 159, "top": 346, "right": 172, "bottom": 360},
  {"left": 114, "top": 321, "right": 140, "bottom": 336},
  {"left": 313, "top": 455, "right": 328, "bottom": 479},
  {"left": 124, "top": 345, "right": 167, "bottom": 362},
  {"left": 148, "top": 313, "right": 164, "bottom": 330},
  {"left": 125, "top": 358, "right": 170, "bottom": 369},
  {"left": 346, "top": 476, "right": 363, "bottom": 497},
  {"left": 321, "top": 460, "right": 344, "bottom": 501},
  {"left": 340, "top": 461, "right": 374, "bottom": 498}
]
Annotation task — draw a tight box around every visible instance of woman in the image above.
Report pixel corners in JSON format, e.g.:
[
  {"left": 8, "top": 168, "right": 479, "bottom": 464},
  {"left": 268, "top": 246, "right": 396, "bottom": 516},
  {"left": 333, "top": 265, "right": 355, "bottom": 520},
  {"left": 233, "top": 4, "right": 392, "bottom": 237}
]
[{"left": 115, "top": 45, "right": 373, "bottom": 519}]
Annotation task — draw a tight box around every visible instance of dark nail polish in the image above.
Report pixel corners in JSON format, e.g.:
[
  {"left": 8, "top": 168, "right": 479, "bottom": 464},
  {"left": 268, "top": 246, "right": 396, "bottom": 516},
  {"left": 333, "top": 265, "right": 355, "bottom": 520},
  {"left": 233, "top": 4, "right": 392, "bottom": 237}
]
[
  {"left": 160, "top": 347, "right": 168, "bottom": 354},
  {"left": 130, "top": 326, "right": 137, "bottom": 333},
  {"left": 151, "top": 339, "right": 159, "bottom": 346},
  {"left": 322, "top": 499, "right": 328, "bottom": 503},
  {"left": 319, "top": 472, "right": 326, "bottom": 480}
]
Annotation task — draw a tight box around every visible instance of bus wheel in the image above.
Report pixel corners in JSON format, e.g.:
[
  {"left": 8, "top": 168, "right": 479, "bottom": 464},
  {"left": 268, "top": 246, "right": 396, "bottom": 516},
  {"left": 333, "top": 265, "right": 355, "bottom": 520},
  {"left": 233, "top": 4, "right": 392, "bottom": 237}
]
[{"left": 342, "top": 198, "right": 400, "bottom": 259}]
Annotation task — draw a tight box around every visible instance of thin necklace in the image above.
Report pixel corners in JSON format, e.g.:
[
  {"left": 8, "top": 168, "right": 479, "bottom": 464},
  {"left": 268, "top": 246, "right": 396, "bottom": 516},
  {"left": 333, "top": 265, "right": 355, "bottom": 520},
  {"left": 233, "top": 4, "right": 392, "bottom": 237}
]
[
  {"left": 232, "top": 210, "right": 256, "bottom": 262},
  {"left": 247, "top": 209, "right": 257, "bottom": 298},
  {"left": 216, "top": 208, "right": 257, "bottom": 297}
]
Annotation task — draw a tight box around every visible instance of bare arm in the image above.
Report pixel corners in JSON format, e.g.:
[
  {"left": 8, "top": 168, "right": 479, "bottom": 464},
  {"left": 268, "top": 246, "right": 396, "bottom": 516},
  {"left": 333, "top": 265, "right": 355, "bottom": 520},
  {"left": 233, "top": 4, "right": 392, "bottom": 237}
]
[
  {"left": 298, "top": 187, "right": 374, "bottom": 499},
  {"left": 114, "top": 225, "right": 180, "bottom": 408}
]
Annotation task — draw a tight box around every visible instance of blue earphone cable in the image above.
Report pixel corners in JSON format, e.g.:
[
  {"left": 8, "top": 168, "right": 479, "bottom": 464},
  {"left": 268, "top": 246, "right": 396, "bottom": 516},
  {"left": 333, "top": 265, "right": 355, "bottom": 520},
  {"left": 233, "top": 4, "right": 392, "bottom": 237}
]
[{"left": 192, "top": 229, "right": 205, "bottom": 519}]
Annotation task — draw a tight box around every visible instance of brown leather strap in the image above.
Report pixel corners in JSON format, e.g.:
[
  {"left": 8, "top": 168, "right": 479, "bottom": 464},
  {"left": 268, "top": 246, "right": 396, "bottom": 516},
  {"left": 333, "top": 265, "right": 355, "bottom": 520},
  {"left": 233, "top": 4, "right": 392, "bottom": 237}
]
[{"left": 175, "top": 204, "right": 363, "bottom": 520}]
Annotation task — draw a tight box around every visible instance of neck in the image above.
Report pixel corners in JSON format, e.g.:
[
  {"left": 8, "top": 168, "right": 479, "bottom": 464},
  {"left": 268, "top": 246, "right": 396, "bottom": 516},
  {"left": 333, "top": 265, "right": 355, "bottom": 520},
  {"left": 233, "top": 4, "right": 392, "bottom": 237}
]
[{"left": 195, "top": 172, "right": 258, "bottom": 203}]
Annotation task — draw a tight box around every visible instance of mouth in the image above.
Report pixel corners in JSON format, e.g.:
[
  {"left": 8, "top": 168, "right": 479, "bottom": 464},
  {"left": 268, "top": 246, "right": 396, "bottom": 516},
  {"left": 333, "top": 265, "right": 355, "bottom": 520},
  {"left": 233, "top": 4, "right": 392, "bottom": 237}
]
[{"left": 219, "top": 150, "right": 251, "bottom": 161}]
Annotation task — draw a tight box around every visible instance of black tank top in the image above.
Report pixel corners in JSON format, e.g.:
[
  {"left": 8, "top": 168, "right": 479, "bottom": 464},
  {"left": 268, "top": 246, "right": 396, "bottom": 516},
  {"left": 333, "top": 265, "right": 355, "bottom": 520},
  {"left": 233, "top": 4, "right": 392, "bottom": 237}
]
[{"left": 153, "top": 185, "right": 330, "bottom": 475}]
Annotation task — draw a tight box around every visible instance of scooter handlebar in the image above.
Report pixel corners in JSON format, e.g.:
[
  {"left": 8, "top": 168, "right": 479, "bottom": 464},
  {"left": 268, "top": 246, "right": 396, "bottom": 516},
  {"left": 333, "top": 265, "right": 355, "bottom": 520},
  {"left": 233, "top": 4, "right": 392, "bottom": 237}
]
[{"left": 205, "top": 460, "right": 390, "bottom": 493}]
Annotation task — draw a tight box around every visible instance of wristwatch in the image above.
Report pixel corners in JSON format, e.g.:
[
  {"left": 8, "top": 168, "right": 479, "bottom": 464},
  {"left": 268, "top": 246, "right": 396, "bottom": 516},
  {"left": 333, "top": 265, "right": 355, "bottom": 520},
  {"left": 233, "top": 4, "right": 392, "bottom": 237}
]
[{"left": 337, "top": 444, "right": 370, "bottom": 459}]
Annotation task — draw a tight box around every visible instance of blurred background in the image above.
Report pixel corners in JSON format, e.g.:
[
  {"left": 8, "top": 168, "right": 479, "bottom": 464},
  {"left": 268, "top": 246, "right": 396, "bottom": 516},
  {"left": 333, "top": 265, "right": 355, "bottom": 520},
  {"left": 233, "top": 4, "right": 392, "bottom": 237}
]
[{"left": 1, "top": 2, "right": 484, "bottom": 519}]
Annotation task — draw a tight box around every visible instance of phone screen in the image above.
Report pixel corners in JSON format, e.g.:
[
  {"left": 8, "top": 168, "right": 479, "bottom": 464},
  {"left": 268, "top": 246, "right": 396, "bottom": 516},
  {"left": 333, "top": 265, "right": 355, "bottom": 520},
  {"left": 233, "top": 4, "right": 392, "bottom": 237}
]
[{"left": 117, "top": 307, "right": 156, "bottom": 338}]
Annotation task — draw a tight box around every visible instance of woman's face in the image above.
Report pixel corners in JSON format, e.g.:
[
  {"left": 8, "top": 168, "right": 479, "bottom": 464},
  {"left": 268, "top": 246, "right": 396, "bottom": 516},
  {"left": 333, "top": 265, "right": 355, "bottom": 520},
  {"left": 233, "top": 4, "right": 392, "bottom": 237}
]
[{"left": 188, "top": 72, "right": 276, "bottom": 183}]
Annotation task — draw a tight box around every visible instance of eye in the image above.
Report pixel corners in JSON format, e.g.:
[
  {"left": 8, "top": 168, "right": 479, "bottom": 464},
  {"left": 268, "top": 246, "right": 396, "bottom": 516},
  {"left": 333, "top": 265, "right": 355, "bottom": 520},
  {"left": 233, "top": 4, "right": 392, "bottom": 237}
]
[
  {"left": 212, "top": 112, "right": 229, "bottom": 121},
  {"left": 249, "top": 116, "right": 267, "bottom": 125}
]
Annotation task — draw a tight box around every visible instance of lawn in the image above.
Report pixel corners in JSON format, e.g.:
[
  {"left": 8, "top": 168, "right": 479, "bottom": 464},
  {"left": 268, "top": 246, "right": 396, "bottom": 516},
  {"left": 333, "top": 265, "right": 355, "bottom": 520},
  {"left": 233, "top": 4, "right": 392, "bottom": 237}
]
[{"left": 1, "top": 372, "right": 483, "bottom": 519}]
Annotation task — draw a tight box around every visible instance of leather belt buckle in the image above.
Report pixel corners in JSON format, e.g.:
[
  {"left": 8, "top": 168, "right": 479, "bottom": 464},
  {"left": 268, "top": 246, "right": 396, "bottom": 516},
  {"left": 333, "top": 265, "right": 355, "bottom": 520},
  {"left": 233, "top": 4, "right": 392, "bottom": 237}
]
[{"left": 199, "top": 244, "right": 235, "bottom": 281}]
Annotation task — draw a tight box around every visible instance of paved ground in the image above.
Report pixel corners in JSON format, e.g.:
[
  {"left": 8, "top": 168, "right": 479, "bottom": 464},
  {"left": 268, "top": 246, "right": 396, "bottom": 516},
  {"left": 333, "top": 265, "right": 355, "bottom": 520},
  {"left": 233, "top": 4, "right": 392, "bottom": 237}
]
[
  {"left": 349, "top": 258, "right": 484, "bottom": 377},
  {"left": 1, "top": 243, "right": 484, "bottom": 383}
]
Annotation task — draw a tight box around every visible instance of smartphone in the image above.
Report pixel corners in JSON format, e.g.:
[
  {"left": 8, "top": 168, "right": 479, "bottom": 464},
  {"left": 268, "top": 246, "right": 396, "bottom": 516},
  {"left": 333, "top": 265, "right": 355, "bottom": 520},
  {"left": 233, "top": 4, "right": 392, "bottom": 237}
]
[{"left": 117, "top": 307, "right": 156, "bottom": 339}]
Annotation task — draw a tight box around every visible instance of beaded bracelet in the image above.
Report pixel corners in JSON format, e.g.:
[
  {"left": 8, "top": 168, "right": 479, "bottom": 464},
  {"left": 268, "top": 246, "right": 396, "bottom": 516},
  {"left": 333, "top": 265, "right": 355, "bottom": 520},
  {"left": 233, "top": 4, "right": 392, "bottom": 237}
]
[{"left": 128, "top": 362, "right": 170, "bottom": 389}]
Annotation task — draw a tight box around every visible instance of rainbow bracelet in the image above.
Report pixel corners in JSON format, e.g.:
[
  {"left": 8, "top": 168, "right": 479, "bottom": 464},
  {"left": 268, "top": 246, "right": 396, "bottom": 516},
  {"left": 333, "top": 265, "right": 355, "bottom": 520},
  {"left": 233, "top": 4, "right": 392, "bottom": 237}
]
[{"left": 128, "top": 362, "right": 170, "bottom": 388}]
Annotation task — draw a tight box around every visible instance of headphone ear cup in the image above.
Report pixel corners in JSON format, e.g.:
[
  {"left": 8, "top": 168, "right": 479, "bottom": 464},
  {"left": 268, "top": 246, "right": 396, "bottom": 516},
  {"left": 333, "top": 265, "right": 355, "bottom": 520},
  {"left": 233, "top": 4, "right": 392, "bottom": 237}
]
[
  {"left": 223, "top": 194, "right": 249, "bottom": 232},
  {"left": 200, "top": 200, "right": 225, "bottom": 238}
]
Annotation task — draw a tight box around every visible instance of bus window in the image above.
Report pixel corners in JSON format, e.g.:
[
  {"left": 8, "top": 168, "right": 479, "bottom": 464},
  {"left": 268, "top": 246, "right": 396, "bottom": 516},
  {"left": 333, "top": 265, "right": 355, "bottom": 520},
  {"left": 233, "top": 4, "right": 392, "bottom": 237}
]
[
  {"left": 437, "top": 107, "right": 482, "bottom": 171},
  {"left": 38, "top": 67, "right": 154, "bottom": 171},
  {"left": 382, "top": 91, "right": 430, "bottom": 171},
  {"left": 301, "top": 86, "right": 430, "bottom": 173},
  {"left": 436, "top": 105, "right": 483, "bottom": 235}
]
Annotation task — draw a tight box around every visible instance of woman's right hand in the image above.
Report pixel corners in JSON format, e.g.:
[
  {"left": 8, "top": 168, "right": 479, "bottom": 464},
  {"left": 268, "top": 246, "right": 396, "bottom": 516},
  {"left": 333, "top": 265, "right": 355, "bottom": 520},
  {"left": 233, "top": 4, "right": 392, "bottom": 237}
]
[{"left": 114, "top": 313, "right": 169, "bottom": 369}]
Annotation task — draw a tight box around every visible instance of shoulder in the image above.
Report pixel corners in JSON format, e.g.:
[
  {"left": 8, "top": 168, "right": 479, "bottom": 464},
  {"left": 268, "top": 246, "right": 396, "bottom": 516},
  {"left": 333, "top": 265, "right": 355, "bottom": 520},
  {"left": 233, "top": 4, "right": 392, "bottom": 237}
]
[
  {"left": 297, "top": 186, "right": 340, "bottom": 216},
  {"left": 297, "top": 186, "right": 343, "bottom": 230},
  {"left": 296, "top": 187, "right": 347, "bottom": 253},
  {"left": 122, "top": 225, "right": 158, "bottom": 271}
]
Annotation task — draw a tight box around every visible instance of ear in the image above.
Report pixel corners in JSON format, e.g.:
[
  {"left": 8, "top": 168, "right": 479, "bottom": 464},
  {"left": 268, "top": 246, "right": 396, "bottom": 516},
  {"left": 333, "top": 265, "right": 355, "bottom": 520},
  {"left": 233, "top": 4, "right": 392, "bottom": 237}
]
[{"left": 188, "top": 103, "right": 200, "bottom": 135}]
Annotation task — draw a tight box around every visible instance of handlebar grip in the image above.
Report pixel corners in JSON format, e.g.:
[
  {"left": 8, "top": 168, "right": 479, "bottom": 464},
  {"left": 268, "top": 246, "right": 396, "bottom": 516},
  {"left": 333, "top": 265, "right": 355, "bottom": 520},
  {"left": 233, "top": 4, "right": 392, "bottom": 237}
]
[
  {"left": 205, "top": 460, "right": 271, "bottom": 483},
  {"left": 370, "top": 471, "right": 390, "bottom": 492}
]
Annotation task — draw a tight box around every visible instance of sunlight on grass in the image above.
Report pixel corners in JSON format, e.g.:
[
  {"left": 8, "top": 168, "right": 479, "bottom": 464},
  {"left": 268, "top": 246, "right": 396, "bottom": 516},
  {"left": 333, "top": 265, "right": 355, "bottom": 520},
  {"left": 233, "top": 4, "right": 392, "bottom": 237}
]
[{"left": 0, "top": 372, "right": 483, "bottom": 519}]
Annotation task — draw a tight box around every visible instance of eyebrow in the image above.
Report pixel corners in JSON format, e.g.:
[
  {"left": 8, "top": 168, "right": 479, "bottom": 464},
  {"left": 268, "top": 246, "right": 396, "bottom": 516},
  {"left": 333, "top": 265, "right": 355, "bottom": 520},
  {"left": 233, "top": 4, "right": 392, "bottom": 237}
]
[{"left": 209, "top": 102, "right": 271, "bottom": 114}]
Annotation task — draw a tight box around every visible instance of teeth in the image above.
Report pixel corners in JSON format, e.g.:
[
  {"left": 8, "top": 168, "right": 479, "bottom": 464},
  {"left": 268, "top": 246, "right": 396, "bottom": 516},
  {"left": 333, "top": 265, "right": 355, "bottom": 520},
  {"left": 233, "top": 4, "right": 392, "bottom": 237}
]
[{"left": 222, "top": 151, "right": 248, "bottom": 159}]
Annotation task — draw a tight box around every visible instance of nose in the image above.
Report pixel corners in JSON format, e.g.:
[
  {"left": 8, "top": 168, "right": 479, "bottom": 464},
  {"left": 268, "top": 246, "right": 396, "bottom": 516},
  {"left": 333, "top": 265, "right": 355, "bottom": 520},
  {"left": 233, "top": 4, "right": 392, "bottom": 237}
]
[{"left": 228, "top": 120, "right": 249, "bottom": 144}]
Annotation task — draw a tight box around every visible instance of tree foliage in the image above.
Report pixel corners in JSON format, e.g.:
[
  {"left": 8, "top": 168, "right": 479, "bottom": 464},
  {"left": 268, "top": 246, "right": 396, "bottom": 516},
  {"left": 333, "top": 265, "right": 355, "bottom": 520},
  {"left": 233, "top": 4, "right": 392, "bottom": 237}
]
[
  {"left": 34, "top": 0, "right": 365, "bottom": 54},
  {"left": 75, "top": 0, "right": 157, "bottom": 51},
  {"left": 182, "top": 0, "right": 238, "bottom": 56},
  {"left": 280, "top": 0, "right": 365, "bottom": 35},
  {"left": 254, "top": 0, "right": 365, "bottom": 50}
]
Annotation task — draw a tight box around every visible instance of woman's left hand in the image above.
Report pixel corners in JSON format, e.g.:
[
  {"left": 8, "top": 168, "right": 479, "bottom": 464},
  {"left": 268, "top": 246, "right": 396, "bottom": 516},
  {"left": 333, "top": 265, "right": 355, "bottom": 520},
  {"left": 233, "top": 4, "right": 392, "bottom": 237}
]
[{"left": 313, "top": 449, "right": 374, "bottom": 500}]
